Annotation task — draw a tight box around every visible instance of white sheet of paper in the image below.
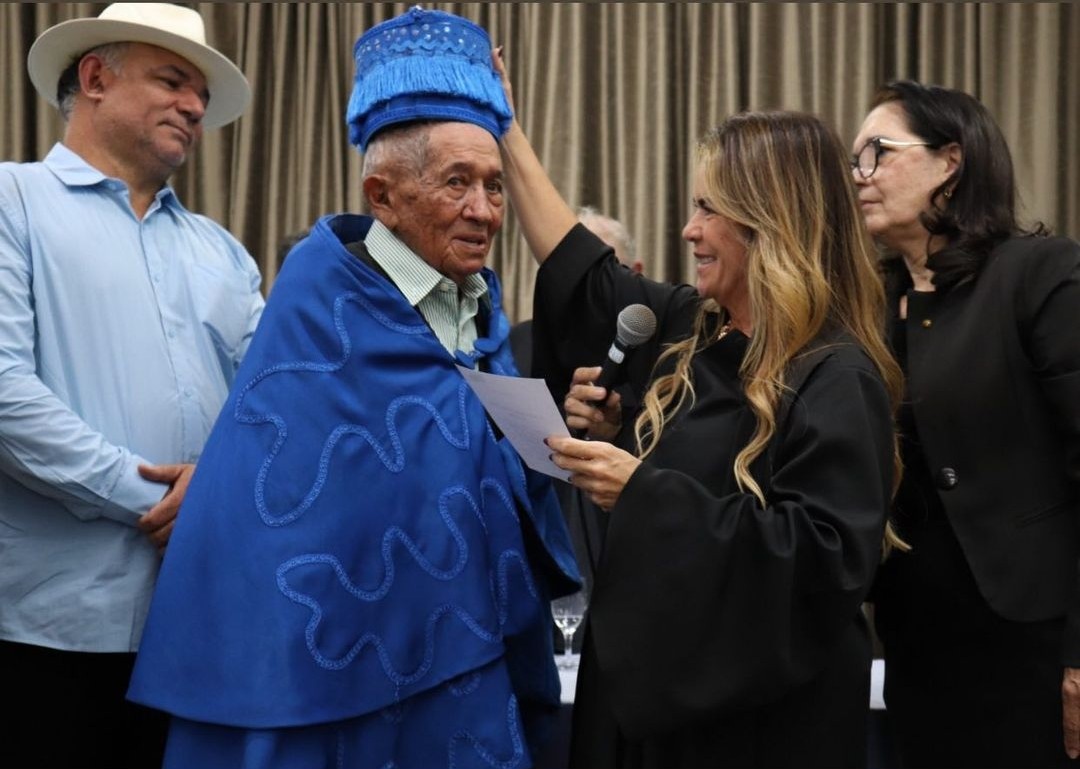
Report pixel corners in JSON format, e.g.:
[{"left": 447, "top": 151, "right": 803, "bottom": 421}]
[{"left": 455, "top": 365, "right": 571, "bottom": 481}]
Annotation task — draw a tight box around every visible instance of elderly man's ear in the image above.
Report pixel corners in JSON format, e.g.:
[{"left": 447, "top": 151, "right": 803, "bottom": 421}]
[{"left": 363, "top": 175, "right": 399, "bottom": 228}]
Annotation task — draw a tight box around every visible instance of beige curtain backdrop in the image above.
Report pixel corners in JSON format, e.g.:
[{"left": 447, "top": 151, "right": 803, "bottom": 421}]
[{"left": 3, "top": 3, "right": 1077, "bottom": 322}]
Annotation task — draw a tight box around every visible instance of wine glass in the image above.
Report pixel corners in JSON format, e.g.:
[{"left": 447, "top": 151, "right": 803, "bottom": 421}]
[{"left": 551, "top": 589, "right": 588, "bottom": 669}]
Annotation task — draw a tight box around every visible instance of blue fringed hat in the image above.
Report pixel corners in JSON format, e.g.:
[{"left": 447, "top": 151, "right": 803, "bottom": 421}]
[{"left": 347, "top": 6, "right": 512, "bottom": 151}]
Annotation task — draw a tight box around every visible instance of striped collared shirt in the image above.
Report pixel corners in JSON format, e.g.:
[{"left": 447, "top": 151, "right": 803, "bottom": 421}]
[{"left": 364, "top": 219, "right": 489, "bottom": 356}]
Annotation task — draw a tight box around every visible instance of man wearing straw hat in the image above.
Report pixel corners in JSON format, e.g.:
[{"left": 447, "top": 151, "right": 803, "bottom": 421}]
[
  {"left": 128, "top": 6, "right": 580, "bottom": 768},
  {"left": 0, "top": 4, "right": 262, "bottom": 767}
]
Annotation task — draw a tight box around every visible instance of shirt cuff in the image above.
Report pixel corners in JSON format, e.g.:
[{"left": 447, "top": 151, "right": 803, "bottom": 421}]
[{"left": 98, "top": 453, "right": 169, "bottom": 526}]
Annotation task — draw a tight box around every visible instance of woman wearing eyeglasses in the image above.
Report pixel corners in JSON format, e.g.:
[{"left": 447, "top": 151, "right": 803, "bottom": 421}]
[{"left": 853, "top": 80, "right": 1080, "bottom": 768}]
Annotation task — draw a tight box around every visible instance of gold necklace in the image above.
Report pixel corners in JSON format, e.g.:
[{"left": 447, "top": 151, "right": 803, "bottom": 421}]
[{"left": 717, "top": 321, "right": 734, "bottom": 340}]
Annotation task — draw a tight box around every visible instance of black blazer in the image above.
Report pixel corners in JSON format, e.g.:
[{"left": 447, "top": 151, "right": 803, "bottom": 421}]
[{"left": 890, "top": 235, "right": 1080, "bottom": 661}]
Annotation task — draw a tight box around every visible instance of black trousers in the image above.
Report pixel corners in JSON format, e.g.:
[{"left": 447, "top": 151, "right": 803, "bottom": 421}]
[
  {"left": 0, "top": 640, "right": 168, "bottom": 769},
  {"left": 874, "top": 513, "right": 1079, "bottom": 769}
]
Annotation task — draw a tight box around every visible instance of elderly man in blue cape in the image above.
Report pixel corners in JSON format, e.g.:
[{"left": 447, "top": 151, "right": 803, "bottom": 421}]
[{"left": 128, "top": 8, "right": 581, "bottom": 769}]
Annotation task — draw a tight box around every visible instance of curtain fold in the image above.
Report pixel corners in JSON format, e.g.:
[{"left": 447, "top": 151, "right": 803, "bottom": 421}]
[{"left": 3, "top": 3, "right": 1076, "bottom": 320}]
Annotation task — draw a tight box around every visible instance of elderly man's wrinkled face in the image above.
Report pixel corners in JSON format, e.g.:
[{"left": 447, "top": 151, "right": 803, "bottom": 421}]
[{"left": 387, "top": 122, "right": 504, "bottom": 285}]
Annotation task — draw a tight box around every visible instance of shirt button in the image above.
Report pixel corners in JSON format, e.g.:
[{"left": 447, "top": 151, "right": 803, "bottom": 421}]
[
  {"left": 935, "top": 467, "right": 959, "bottom": 490},
  {"left": 921, "top": 319, "right": 932, "bottom": 328}
]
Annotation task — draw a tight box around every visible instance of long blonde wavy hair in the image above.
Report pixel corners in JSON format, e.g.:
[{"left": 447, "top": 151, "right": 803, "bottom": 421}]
[{"left": 633, "top": 111, "right": 907, "bottom": 554}]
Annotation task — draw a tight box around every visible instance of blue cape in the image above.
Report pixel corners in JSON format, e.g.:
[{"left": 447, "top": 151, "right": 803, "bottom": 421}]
[{"left": 129, "top": 214, "right": 580, "bottom": 764}]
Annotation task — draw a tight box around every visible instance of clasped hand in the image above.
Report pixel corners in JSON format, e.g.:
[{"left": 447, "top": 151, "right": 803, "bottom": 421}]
[
  {"left": 549, "top": 366, "right": 641, "bottom": 511},
  {"left": 137, "top": 462, "right": 196, "bottom": 554}
]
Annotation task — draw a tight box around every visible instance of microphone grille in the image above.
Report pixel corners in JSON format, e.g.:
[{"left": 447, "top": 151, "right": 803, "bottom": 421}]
[{"left": 615, "top": 303, "right": 658, "bottom": 348}]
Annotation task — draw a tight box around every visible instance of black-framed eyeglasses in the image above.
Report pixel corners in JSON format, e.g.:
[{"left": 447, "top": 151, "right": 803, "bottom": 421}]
[{"left": 851, "top": 137, "right": 933, "bottom": 180}]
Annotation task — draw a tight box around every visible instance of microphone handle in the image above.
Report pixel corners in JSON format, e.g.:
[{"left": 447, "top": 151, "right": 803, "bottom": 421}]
[
  {"left": 592, "top": 347, "right": 625, "bottom": 392},
  {"left": 571, "top": 342, "right": 627, "bottom": 439}
]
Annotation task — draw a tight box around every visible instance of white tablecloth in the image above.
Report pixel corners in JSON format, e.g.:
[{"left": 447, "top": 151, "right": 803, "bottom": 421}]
[{"left": 556, "top": 655, "right": 887, "bottom": 710}]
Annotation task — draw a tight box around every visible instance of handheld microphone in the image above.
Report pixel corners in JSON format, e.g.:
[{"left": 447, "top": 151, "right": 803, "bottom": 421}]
[
  {"left": 594, "top": 304, "right": 657, "bottom": 392},
  {"left": 573, "top": 303, "right": 657, "bottom": 438}
]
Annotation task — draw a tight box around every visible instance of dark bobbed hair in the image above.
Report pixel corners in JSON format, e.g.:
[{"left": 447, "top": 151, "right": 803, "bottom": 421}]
[{"left": 873, "top": 80, "right": 1046, "bottom": 289}]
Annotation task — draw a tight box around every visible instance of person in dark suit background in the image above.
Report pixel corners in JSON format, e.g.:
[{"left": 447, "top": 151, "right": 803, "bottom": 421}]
[
  {"left": 276, "top": 228, "right": 309, "bottom": 264},
  {"left": 853, "top": 81, "right": 1080, "bottom": 768},
  {"left": 575, "top": 206, "right": 644, "bottom": 275},
  {"left": 511, "top": 205, "right": 643, "bottom": 376}
]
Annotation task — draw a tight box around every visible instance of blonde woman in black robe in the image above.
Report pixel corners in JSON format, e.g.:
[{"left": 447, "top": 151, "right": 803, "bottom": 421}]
[{"left": 495, "top": 51, "right": 903, "bottom": 768}]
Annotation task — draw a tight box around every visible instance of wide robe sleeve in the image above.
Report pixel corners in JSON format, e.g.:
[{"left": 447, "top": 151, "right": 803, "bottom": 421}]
[
  {"left": 588, "top": 350, "right": 894, "bottom": 739},
  {"left": 532, "top": 224, "right": 701, "bottom": 414}
]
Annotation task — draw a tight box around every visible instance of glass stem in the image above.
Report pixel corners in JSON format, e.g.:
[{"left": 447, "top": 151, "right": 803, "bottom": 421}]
[{"left": 563, "top": 629, "right": 574, "bottom": 662}]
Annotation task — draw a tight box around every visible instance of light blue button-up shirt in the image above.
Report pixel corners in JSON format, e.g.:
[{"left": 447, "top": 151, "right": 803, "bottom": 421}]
[{"left": 0, "top": 143, "right": 264, "bottom": 652}]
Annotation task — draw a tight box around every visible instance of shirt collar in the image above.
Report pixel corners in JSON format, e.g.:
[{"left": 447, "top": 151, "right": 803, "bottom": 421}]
[
  {"left": 363, "top": 219, "right": 488, "bottom": 307},
  {"left": 460, "top": 271, "right": 489, "bottom": 303},
  {"left": 43, "top": 143, "right": 179, "bottom": 208}
]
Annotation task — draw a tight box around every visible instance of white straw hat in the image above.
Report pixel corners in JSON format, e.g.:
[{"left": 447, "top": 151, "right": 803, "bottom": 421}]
[{"left": 27, "top": 2, "right": 250, "bottom": 130}]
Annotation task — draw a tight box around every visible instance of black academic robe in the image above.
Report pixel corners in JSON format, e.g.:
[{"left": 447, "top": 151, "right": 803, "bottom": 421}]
[{"left": 532, "top": 225, "right": 894, "bottom": 768}]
